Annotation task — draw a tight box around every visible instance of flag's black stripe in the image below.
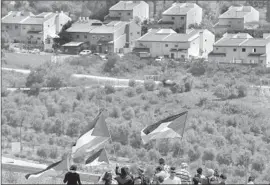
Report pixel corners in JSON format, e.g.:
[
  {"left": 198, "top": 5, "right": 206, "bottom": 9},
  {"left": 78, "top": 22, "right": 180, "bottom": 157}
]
[
  {"left": 143, "top": 111, "right": 188, "bottom": 135},
  {"left": 25, "top": 160, "right": 63, "bottom": 179},
  {"left": 85, "top": 148, "right": 104, "bottom": 165}
]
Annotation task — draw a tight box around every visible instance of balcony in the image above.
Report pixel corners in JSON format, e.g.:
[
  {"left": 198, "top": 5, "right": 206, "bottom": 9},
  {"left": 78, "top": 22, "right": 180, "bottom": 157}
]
[
  {"left": 104, "top": 14, "right": 121, "bottom": 21},
  {"left": 158, "top": 20, "right": 174, "bottom": 25}
]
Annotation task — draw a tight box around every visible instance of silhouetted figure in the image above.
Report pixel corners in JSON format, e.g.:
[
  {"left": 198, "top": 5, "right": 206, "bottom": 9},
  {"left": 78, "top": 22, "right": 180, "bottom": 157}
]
[{"left": 63, "top": 165, "right": 82, "bottom": 185}]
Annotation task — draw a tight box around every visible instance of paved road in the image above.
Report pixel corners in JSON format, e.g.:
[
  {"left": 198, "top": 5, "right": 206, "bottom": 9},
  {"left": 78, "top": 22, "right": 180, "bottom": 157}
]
[{"left": 2, "top": 67, "right": 162, "bottom": 87}]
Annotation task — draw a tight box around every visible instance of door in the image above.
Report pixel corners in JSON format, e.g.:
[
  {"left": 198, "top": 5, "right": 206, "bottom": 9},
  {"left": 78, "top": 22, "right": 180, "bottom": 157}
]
[{"left": 171, "top": 53, "right": 174, "bottom": 59}]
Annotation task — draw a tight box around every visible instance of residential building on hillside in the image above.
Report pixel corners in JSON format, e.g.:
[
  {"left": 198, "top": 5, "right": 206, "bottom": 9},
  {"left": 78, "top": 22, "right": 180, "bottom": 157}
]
[
  {"left": 208, "top": 33, "right": 270, "bottom": 67},
  {"left": 104, "top": 1, "right": 149, "bottom": 23},
  {"left": 65, "top": 18, "right": 141, "bottom": 54},
  {"left": 157, "top": 3, "right": 202, "bottom": 33},
  {"left": 134, "top": 28, "right": 215, "bottom": 59},
  {"left": 1, "top": 11, "right": 71, "bottom": 50},
  {"left": 214, "top": 6, "right": 259, "bottom": 33}
]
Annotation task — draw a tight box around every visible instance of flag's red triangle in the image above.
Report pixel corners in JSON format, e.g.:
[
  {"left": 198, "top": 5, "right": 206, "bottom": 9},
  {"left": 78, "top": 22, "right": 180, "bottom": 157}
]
[
  {"left": 92, "top": 113, "right": 110, "bottom": 138},
  {"left": 167, "top": 111, "right": 188, "bottom": 137}
]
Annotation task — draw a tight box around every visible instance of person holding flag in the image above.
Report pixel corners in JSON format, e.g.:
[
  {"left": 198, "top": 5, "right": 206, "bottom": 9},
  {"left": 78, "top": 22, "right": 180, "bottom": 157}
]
[{"left": 63, "top": 165, "right": 82, "bottom": 185}]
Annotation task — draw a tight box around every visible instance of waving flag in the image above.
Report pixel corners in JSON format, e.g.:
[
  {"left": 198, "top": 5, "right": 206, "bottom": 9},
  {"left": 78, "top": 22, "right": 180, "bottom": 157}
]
[
  {"left": 85, "top": 148, "right": 109, "bottom": 166},
  {"left": 141, "top": 111, "right": 188, "bottom": 144},
  {"left": 25, "top": 154, "right": 70, "bottom": 180},
  {"left": 72, "top": 111, "right": 110, "bottom": 158}
]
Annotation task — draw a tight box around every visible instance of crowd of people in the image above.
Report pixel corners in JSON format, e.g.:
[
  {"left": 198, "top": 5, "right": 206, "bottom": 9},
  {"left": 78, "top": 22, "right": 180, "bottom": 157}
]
[{"left": 64, "top": 158, "right": 258, "bottom": 185}]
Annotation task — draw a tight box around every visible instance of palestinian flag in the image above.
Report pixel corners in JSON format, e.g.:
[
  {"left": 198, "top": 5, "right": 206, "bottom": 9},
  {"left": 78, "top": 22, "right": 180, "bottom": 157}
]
[
  {"left": 141, "top": 111, "right": 188, "bottom": 144},
  {"left": 85, "top": 148, "right": 109, "bottom": 166},
  {"left": 72, "top": 111, "right": 110, "bottom": 158},
  {"left": 25, "top": 154, "right": 70, "bottom": 179}
]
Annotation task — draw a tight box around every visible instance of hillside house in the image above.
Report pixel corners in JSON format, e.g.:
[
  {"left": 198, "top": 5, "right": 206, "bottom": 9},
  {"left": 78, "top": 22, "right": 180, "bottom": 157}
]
[
  {"left": 214, "top": 6, "right": 259, "bottom": 33},
  {"left": 104, "top": 1, "right": 149, "bottom": 23},
  {"left": 208, "top": 33, "right": 270, "bottom": 67},
  {"left": 134, "top": 28, "right": 215, "bottom": 59},
  {"left": 66, "top": 18, "right": 141, "bottom": 53},
  {"left": 157, "top": 3, "right": 202, "bottom": 33},
  {"left": 1, "top": 11, "right": 71, "bottom": 50}
]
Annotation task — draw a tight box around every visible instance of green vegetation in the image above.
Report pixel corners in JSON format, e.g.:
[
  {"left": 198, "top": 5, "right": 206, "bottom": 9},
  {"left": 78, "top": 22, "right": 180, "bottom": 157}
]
[{"left": 2, "top": 52, "right": 270, "bottom": 184}]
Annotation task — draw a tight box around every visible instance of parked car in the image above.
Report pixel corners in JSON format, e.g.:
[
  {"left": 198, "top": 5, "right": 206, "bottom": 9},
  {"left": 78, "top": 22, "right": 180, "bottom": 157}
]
[
  {"left": 79, "top": 50, "right": 92, "bottom": 56},
  {"left": 155, "top": 56, "right": 164, "bottom": 62},
  {"left": 30, "top": 49, "right": 40, "bottom": 54}
]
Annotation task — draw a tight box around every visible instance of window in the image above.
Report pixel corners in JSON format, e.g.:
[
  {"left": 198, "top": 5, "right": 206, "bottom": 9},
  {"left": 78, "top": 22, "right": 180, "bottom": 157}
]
[
  {"left": 23, "top": 27, "right": 26, "bottom": 30},
  {"left": 181, "top": 17, "right": 184, "bottom": 20},
  {"left": 216, "top": 47, "right": 219, "bottom": 50},
  {"left": 242, "top": 48, "right": 246, "bottom": 52},
  {"left": 37, "top": 37, "right": 41, "bottom": 40},
  {"left": 233, "top": 48, "right": 237, "bottom": 52},
  {"left": 6, "top": 25, "right": 9, "bottom": 29},
  {"left": 77, "top": 35, "right": 80, "bottom": 39},
  {"left": 127, "top": 13, "right": 131, "bottom": 16},
  {"left": 137, "top": 32, "right": 140, "bottom": 35},
  {"left": 253, "top": 48, "right": 256, "bottom": 52},
  {"left": 15, "top": 25, "right": 18, "bottom": 29},
  {"left": 172, "top": 17, "right": 175, "bottom": 20},
  {"left": 181, "top": 55, "right": 185, "bottom": 58},
  {"left": 165, "top": 44, "right": 168, "bottom": 47},
  {"left": 119, "top": 13, "right": 121, "bottom": 16},
  {"left": 60, "top": 24, "right": 63, "bottom": 26},
  {"left": 84, "top": 35, "right": 87, "bottom": 39},
  {"left": 175, "top": 45, "right": 178, "bottom": 47},
  {"left": 260, "top": 60, "right": 263, "bottom": 64}
]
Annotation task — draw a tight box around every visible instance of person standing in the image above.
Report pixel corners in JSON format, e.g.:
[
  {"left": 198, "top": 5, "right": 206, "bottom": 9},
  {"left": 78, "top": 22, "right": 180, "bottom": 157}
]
[
  {"left": 247, "top": 176, "right": 255, "bottom": 184},
  {"left": 193, "top": 167, "right": 206, "bottom": 185},
  {"left": 176, "top": 163, "right": 191, "bottom": 184},
  {"left": 63, "top": 165, "right": 82, "bottom": 185},
  {"left": 219, "top": 174, "right": 227, "bottom": 185},
  {"left": 163, "top": 167, "right": 181, "bottom": 184}
]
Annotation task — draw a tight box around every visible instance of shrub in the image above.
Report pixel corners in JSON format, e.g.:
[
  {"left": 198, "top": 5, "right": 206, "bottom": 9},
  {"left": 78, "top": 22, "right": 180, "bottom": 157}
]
[
  {"left": 216, "top": 151, "right": 232, "bottom": 165},
  {"left": 122, "top": 107, "right": 135, "bottom": 120},
  {"left": 158, "top": 88, "right": 171, "bottom": 98},
  {"left": 214, "top": 84, "right": 230, "bottom": 99},
  {"left": 125, "top": 87, "right": 136, "bottom": 97},
  {"left": 237, "top": 84, "right": 248, "bottom": 97},
  {"left": 128, "top": 79, "right": 136, "bottom": 87},
  {"left": 103, "top": 54, "right": 120, "bottom": 72},
  {"left": 36, "top": 147, "right": 49, "bottom": 159},
  {"left": 29, "top": 83, "right": 42, "bottom": 96},
  {"left": 170, "top": 83, "right": 185, "bottom": 94},
  {"left": 49, "top": 147, "right": 59, "bottom": 159},
  {"left": 144, "top": 80, "right": 156, "bottom": 91},
  {"left": 46, "top": 75, "right": 64, "bottom": 90},
  {"left": 252, "top": 156, "right": 265, "bottom": 172},
  {"left": 110, "top": 107, "right": 121, "bottom": 118},
  {"left": 104, "top": 85, "right": 115, "bottom": 94},
  {"left": 188, "top": 146, "right": 201, "bottom": 162},
  {"left": 202, "top": 148, "right": 216, "bottom": 161},
  {"left": 136, "top": 86, "right": 144, "bottom": 94},
  {"left": 105, "top": 95, "right": 113, "bottom": 103},
  {"left": 188, "top": 62, "right": 206, "bottom": 76}
]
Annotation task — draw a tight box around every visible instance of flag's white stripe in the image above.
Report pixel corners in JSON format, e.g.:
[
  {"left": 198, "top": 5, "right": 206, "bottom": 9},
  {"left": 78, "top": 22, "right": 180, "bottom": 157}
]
[
  {"left": 72, "top": 136, "right": 109, "bottom": 158},
  {"left": 27, "top": 169, "right": 56, "bottom": 179},
  {"left": 73, "top": 129, "right": 94, "bottom": 150},
  {"left": 85, "top": 157, "right": 108, "bottom": 167},
  {"left": 85, "top": 138, "right": 109, "bottom": 153},
  {"left": 141, "top": 121, "right": 181, "bottom": 144}
]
